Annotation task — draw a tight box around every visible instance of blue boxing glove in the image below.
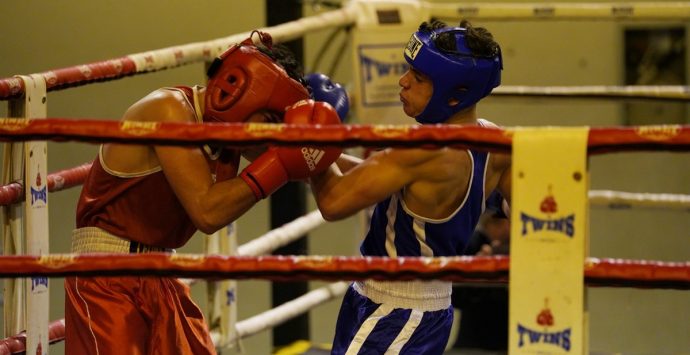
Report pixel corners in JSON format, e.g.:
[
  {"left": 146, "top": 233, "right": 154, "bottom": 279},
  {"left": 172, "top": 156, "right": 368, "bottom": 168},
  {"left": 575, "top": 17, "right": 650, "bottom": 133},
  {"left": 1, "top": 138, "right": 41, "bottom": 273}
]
[{"left": 305, "top": 73, "right": 349, "bottom": 122}]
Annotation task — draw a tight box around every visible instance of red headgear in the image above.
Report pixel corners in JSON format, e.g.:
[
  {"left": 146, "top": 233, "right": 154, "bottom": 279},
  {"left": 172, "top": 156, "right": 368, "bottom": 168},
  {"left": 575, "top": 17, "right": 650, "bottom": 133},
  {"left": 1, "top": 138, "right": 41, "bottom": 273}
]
[{"left": 204, "top": 31, "right": 310, "bottom": 123}]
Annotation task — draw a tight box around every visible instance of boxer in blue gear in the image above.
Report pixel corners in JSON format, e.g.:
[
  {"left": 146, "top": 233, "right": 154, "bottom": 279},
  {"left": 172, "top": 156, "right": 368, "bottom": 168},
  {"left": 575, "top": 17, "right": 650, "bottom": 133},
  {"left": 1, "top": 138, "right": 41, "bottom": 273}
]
[
  {"left": 308, "top": 20, "right": 511, "bottom": 354},
  {"left": 305, "top": 73, "right": 350, "bottom": 122},
  {"left": 404, "top": 21, "right": 502, "bottom": 124}
]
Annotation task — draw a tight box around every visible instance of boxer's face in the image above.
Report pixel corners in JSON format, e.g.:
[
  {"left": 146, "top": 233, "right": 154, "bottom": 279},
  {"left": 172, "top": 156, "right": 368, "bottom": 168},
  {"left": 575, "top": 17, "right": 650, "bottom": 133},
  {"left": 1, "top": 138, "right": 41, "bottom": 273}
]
[
  {"left": 398, "top": 68, "right": 433, "bottom": 118},
  {"left": 246, "top": 110, "right": 281, "bottom": 124},
  {"left": 240, "top": 110, "right": 280, "bottom": 161}
]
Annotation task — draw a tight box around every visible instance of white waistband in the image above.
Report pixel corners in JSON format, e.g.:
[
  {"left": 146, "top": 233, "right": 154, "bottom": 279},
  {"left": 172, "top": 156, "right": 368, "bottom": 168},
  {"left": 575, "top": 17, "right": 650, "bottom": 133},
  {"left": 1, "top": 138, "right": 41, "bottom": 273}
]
[
  {"left": 71, "top": 227, "right": 174, "bottom": 254},
  {"left": 353, "top": 279, "right": 452, "bottom": 312}
]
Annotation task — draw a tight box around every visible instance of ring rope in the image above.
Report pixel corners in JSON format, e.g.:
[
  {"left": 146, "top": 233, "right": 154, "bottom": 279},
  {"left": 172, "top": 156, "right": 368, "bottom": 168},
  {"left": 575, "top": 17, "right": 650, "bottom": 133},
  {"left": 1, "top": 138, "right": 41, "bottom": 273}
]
[
  {"left": 181, "top": 209, "right": 327, "bottom": 288},
  {"left": 0, "top": 7, "right": 355, "bottom": 100},
  {"left": 213, "top": 281, "right": 349, "bottom": 350},
  {"left": 238, "top": 210, "right": 326, "bottom": 257},
  {"left": 0, "top": 254, "right": 687, "bottom": 289},
  {"left": 0, "top": 319, "right": 64, "bottom": 355},
  {"left": 493, "top": 85, "right": 690, "bottom": 102},
  {"left": 3, "top": 5, "right": 689, "bottom": 100},
  {"left": 589, "top": 190, "right": 690, "bottom": 210},
  {"left": 1, "top": 119, "right": 690, "bottom": 154},
  {"left": 430, "top": 2, "right": 690, "bottom": 21},
  {"left": 0, "top": 162, "right": 90, "bottom": 206},
  {"left": 3, "top": 163, "right": 689, "bottom": 211}
]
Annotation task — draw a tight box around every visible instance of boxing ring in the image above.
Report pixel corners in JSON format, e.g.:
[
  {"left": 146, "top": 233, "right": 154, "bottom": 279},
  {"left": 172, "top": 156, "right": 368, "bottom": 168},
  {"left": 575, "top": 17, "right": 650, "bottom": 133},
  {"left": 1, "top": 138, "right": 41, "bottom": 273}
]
[{"left": 1, "top": 1, "right": 690, "bottom": 354}]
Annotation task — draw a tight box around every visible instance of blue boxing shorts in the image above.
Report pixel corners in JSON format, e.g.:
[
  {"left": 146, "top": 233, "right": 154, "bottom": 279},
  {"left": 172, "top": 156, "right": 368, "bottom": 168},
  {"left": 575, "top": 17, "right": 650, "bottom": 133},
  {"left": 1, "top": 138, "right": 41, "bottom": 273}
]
[{"left": 331, "top": 281, "right": 454, "bottom": 355}]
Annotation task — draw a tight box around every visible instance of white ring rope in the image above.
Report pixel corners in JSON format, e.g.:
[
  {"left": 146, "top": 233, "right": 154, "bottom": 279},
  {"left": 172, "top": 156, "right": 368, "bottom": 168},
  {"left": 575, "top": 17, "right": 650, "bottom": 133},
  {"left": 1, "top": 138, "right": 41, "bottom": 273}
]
[
  {"left": 238, "top": 210, "right": 327, "bottom": 257},
  {"left": 180, "top": 210, "right": 326, "bottom": 288},
  {"left": 125, "top": 7, "right": 356, "bottom": 75},
  {"left": 429, "top": 1, "right": 690, "bottom": 21},
  {"left": 238, "top": 191, "right": 690, "bottom": 264},
  {"left": 211, "top": 281, "right": 349, "bottom": 350},
  {"left": 589, "top": 190, "right": 690, "bottom": 210},
  {"left": 493, "top": 85, "right": 690, "bottom": 101}
]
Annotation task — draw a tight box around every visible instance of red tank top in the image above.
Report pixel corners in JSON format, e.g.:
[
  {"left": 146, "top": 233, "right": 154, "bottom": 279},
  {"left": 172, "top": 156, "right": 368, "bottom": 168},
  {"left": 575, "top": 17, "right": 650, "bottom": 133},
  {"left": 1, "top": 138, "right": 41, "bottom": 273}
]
[
  {"left": 76, "top": 86, "right": 239, "bottom": 248},
  {"left": 76, "top": 156, "right": 197, "bottom": 248}
]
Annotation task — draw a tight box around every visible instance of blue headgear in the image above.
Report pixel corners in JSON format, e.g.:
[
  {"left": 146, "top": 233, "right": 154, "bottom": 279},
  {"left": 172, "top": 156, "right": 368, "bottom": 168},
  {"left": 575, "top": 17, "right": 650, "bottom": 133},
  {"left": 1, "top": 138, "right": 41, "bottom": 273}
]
[{"left": 403, "top": 27, "right": 502, "bottom": 124}]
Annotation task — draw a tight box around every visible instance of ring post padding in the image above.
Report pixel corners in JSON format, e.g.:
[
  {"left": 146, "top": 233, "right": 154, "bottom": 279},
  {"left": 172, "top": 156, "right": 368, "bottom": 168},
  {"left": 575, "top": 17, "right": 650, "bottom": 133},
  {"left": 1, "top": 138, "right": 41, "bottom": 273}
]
[
  {"left": 2, "top": 98, "right": 27, "bottom": 337},
  {"left": 221, "top": 223, "right": 238, "bottom": 349},
  {"left": 509, "top": 127, "right": 589, "bottom": 354},
  {"left": 18, "top": 74, "right": 50, "bottom": 355},
  {"left": 204, "top": 223, "right": 239, "bottom": 350}
]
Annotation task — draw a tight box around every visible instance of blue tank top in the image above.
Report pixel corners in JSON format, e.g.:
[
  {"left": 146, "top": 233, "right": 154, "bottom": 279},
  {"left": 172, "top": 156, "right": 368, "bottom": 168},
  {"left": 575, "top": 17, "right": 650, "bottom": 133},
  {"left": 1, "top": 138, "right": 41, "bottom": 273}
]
[{"left": 361, "top": 149, "right": 488, "bottom": 257}]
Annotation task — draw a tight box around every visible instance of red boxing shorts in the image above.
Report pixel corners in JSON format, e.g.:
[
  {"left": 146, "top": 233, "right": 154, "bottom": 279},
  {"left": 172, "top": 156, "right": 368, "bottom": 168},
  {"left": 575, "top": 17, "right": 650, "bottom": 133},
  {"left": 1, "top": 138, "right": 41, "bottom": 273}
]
[{"left": 65, "top": 276, "right": 216, "bottom": 355}]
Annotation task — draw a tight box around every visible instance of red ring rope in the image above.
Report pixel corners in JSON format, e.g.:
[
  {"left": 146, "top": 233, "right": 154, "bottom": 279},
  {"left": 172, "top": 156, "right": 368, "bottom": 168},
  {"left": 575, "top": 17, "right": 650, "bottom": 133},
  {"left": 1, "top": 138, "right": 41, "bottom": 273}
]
[
  {"left": 0, "top": 254, "right": 687, "bottom": 289},
  {"left": 1, "top": 119, "right": 690, "bottom": 154},
  {"left": 0, "top": 254, "right": 687, "bottom": 354},
  {"left": 0, "top": 163, "right": 91, "bottom": 206},
  {"left": 0, "top": 320, "right": 64, "bottom": 355}
]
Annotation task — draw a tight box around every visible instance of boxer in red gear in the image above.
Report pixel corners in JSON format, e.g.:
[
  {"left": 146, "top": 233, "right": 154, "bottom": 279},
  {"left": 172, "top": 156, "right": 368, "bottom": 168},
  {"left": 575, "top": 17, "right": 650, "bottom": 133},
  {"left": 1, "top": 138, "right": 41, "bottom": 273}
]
[{"left": 65, "top": 31, "right": 316, "bottom": 355}]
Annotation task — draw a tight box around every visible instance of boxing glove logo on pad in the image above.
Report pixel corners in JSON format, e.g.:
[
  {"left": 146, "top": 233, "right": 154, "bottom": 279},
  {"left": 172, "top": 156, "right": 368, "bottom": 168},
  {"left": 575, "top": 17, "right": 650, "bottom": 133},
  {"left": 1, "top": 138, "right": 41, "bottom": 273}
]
[
  {"left": 240, "top": 99, "right": 342, "bottom": 200},
  {"left": 302, "top": 147, "right": 325, "bottom": 171}
]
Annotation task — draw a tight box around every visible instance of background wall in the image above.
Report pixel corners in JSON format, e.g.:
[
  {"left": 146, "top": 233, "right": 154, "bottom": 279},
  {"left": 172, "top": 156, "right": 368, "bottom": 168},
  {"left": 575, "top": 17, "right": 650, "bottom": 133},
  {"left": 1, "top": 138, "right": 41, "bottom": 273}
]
[{"left": 1, "top": 0, "right": 689, "bottom": 354}]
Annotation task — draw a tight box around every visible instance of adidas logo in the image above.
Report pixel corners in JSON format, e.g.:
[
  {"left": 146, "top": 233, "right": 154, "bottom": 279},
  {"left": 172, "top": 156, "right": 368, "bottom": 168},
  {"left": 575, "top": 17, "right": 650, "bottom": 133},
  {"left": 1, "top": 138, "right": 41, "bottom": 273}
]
[{"left": 301, "top": 147, "right": 325, "bottom": 171}]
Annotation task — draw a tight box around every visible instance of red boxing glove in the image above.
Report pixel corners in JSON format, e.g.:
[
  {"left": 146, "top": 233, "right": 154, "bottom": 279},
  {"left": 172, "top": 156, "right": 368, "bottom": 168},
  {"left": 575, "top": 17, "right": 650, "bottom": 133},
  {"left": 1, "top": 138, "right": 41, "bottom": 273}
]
[{"left": 240, "top": 100, "right": 342, "bottom": 200}]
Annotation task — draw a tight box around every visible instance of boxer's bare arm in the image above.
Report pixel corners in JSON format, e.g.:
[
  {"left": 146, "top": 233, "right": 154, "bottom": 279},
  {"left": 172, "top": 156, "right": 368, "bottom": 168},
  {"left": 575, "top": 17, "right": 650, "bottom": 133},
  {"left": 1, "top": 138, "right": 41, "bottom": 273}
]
[
  {"left": 156, "top": 144, "right": 257, "bottom": 234},
  {"left": 335, "top": 153, "right": 363, "bottom": 173},
  {"left": 112, "top": 89, "right": 257, "bottom": 234},
  {"left": 310, "top": 147, "right": 441, "bottom": 221}
]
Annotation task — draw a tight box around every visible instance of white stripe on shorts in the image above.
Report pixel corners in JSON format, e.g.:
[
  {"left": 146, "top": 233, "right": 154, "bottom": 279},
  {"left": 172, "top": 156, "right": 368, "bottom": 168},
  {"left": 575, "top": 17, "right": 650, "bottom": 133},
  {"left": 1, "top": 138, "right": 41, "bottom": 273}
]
[
  {"left": 345, "top": 303, "right": 394, "bottom": 355},
  {"left": 384, "top": 309, "right": 423, "bottom": 354}
]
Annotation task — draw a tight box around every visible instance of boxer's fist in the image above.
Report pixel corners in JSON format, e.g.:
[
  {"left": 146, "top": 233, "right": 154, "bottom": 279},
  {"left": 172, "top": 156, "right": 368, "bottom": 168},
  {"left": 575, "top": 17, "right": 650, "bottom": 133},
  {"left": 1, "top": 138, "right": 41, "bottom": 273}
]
[
  {"left": 240, "top": 100, "right": 342, "bottom": 200},
  {"left": 276, "top": 100, "right": 342, "bottom": 179},
  {"left": 305, "top": 73, "right": 349, "bottom": 122}
]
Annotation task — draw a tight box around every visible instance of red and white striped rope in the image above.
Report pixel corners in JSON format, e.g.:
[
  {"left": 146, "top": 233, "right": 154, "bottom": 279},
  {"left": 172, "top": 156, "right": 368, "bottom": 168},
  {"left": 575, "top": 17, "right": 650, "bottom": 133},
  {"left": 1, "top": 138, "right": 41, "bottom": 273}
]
[
  {"left": 0, "top": 7, "right": 355, "bottom": 100},
  {"left": 0, "top": 319, "right": 64, "bottom": 355},
  {"left": 0, "top": 162, "right": 91, "bottom": 205}
]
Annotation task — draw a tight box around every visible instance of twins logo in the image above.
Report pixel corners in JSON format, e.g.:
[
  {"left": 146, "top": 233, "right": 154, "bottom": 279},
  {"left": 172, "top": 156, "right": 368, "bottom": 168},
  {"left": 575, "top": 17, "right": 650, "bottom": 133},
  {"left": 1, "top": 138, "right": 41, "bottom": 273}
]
[
  {"left": 517, "top": 298, "right": 572, "bottom": 351},
  {"left": 359, "top": 52, "right": 408, "bottom": 83},
  {"left": 31, "top": 276, "right": 48, "bottom": 292},
  {"left": 520, "top": 185, "right": 574, "bottom": 238},
  {"left": 30, "top": 170, "right": 47, "bottom": 206},
  {"left": 226, "top": 289, "right": 236, "bottom": 306}
]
